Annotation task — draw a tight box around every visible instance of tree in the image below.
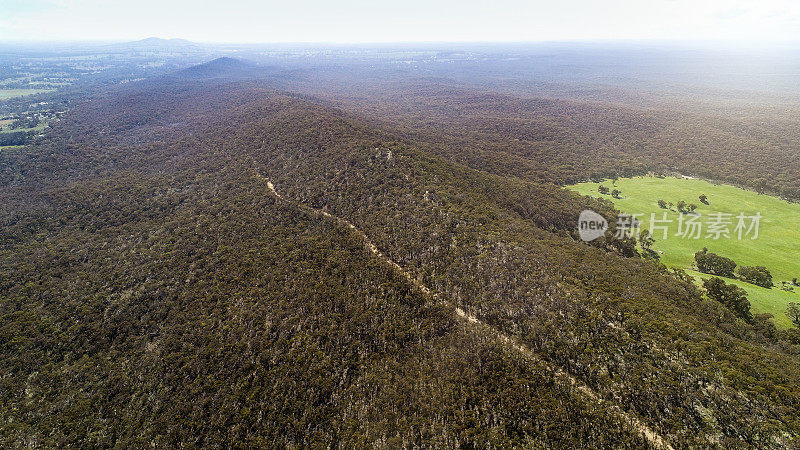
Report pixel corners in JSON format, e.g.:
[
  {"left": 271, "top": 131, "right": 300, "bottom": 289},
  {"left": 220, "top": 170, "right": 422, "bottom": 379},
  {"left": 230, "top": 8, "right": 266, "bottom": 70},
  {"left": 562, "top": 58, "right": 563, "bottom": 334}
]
[
  {"left": 638, "top": 229, "right": 658, "bottom": 260},
  {"left": 793, "top": 277, "right": 798, "bottom": 286},
  {"left": 639, "top": 229, "right": 654, "bottom": 249},
  {"left": 10, "top": 116, "right": 39, "bottom": 129},
  {"left": 598, "top": 185, "right": 610, "bottom": 195},
  {"left": 657, "top": 199, "right": 668, "bottom": 209},
  {"left": 611, "top": 189, "right": 621, "bottom": 199},
  {"left": 704, "top": 277, "right": 752, "bottom": 322},
  {"left": 752, "top": 313, "right": 778, "bottom": 340},
  {"left": 695, "top": 250, "right": 736, "bottom": 278},
  {"left": 676, "top": 200, "right": 687, "bottom": 213},
  {"left": 671, "top": 267, "right": 695, "bottom": 284},
  {"left": 737, "top": 266, "right": 773, "bottom": 288},
  {"left": 787, "top": 303, "right": 800, "bottom": 329},
  {"left": 688, "top": 203, "right": 697, "bottom": 212},
  {"left": 606, "top": 234, "right": 639, "bottom": 257},
  {"left": 699, "top": 194, "right": 709, "bottom": 205},
  {"left": 0, "top": 130, "right": 31, "bottom": 146}
]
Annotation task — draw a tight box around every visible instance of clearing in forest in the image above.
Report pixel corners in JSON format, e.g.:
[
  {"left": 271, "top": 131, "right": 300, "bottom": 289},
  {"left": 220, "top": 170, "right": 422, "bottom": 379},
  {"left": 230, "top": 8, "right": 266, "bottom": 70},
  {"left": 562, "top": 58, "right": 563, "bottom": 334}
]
[{"left": 569, "top": 175, "right": 800, "bottom": 328}]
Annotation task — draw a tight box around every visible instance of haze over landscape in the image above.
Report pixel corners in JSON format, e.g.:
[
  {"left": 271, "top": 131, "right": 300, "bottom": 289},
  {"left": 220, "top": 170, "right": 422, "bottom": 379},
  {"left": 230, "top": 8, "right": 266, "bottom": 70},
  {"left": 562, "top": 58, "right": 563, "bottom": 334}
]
[
  {"left": 3, "top": 0, "right": 800, "bottom": 42},
  {"left": 2, "top": 1, "right": 800, "bottom": 448}
]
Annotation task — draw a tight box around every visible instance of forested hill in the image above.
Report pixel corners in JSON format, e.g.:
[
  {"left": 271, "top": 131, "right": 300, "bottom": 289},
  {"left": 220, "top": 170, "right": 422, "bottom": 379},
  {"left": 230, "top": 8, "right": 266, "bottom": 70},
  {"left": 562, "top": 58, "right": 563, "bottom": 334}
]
[
  {"left": 1, "top": 73, "right": 799, "bottom": 447},
  {"left": 280, "top": 75, "right": 800, "bottom": 201}
]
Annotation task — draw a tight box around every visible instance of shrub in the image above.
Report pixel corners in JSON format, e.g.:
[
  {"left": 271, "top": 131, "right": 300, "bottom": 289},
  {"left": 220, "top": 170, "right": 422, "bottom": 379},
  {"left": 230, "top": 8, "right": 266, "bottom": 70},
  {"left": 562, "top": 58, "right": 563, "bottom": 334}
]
[
  {"left": 737, "top": 266, "right": 773, "bottom": 288},
  {"left": 787, "top": 303, "right": 800, "bottom": 329},
  {"left": 695, "top": 249, "right": 736, "bottom": 278},
  {"left": 670, "top": 267, "right": 694, "bottom": 284},
  {"left": 703, "top": 277, "right": 752, "bottom": 322}
]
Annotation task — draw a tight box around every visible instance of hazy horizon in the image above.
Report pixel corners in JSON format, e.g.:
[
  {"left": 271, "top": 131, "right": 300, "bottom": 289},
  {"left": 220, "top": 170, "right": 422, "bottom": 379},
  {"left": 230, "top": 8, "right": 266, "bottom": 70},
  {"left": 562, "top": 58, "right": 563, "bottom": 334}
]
[
  {"left": 2, "top": 36, "right": 800, "bottom": 56},
  {"left": 2, "top": 0, "right": 799, "bottom": 43}
]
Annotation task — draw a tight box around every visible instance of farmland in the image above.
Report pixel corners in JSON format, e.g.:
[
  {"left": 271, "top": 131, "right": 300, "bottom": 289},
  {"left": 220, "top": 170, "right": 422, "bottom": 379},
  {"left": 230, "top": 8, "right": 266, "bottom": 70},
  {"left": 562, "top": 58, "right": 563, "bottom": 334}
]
[
  {"left": 0, "top": 89, "right": 52, "bottom": 100},
  {"left": 569, "top": 175, "right": 800, "bottom": 328}
]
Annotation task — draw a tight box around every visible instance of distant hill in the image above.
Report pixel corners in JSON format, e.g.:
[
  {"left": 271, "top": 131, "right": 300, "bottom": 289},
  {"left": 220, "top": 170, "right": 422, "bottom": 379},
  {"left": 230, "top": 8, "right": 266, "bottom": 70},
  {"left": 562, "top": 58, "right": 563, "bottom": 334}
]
[
  {"left": 175, "top": 57, "right": 267, "bottom": 79},
  {"left": 109, "top": 37, "right": 203, "bottom": 52}
]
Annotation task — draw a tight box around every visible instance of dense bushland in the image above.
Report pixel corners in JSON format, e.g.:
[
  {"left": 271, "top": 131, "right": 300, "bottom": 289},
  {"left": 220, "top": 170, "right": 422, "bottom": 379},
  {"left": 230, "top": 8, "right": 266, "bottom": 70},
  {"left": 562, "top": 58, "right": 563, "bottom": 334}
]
[{"left": 1, "top": 69, "right": 799, "bottom": 447}]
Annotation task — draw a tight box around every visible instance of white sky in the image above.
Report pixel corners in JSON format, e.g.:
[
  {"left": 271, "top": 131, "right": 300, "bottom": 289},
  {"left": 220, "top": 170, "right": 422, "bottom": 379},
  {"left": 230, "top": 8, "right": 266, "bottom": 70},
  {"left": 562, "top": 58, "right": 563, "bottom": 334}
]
[{"left": 1, "top": 0, "right": 799, "bottom": 43}]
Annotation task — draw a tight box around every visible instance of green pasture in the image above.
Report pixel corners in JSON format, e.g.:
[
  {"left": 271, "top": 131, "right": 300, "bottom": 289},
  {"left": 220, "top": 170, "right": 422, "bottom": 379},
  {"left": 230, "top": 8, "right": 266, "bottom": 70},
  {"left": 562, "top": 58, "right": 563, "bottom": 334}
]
[{"left": 569, "top": 175, "right": 800, "bottom": 328}]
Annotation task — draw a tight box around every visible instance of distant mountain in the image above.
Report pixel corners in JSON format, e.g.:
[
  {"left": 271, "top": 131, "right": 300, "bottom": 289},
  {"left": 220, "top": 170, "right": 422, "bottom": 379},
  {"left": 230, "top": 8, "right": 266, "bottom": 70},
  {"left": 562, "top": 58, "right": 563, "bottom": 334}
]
[{"left": 109, "top": 37, "right": 203, "bottom": 52}]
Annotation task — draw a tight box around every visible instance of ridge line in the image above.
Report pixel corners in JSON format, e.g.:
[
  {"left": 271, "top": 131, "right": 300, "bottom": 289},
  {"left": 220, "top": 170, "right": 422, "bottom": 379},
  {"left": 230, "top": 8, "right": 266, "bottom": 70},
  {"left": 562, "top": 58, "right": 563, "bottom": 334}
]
[{"left": 256, "top": 171, "right": 673, "bottom": 450}]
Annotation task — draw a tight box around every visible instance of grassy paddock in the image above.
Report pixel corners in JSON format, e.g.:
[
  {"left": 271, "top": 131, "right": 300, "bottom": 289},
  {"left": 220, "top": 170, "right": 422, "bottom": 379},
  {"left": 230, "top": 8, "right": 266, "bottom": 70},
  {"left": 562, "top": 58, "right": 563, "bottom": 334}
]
[
  {"left": 569, "top": 175, "right": 800, "bottom": 328},
  {"left": 0, "top": 122, "right": 47, "bottom": 134},
  {"left": 0, "top": 88, "right": 52, "bottom": 100}
]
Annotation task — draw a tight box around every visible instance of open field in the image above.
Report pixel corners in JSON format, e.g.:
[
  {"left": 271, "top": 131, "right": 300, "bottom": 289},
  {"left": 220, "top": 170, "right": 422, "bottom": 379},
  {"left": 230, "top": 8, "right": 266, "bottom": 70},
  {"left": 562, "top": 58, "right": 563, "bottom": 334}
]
[
  {"left": 0, "top": 122, "right": 47, "bottom": 134},
  {"left": 569, "top": 175, "right": 800, "bottom": 328},
  {"left": 0, "top": 88, "right": 52, "bottom": 100},
  {"left": 683, "top": 269, "right": 796, "bottom": 328}
]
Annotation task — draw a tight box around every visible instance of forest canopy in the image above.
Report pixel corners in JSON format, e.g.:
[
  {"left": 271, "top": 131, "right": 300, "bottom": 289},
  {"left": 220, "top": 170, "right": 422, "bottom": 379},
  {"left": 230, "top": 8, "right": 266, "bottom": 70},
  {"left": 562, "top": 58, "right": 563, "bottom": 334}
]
[{"left": 1, "top": 53, "right": 799, "bottom": 448}]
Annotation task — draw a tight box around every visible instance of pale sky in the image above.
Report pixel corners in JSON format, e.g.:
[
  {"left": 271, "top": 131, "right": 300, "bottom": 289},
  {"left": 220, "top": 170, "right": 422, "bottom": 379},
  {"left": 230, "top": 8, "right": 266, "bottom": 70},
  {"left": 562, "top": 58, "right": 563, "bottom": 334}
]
[{"left": 1, "top": 0, "right": 799, "bottom": 43}]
